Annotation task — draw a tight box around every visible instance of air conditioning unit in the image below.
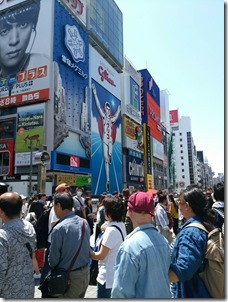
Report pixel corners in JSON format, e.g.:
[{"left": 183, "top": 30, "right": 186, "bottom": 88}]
[{"left": 179, "top": 181, "right": 185, "bottom": 188}]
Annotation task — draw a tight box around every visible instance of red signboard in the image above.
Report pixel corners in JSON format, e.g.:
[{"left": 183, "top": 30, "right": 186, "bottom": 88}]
[
  {"left": 0, "top": 140, "right": 14, "bottom": 176},
  {"left": 169, "top": 109, "right": 179, "bottom": 124},
  {"left": 147, "top": 93, "right": 161, "bottom": 142}
]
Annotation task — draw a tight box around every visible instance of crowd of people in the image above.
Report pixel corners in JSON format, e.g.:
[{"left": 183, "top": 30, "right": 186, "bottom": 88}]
[{"left": 0, "top": 182, "right": 224, "bottom": 298}]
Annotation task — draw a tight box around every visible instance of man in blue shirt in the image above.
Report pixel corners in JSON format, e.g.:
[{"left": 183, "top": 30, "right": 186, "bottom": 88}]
[
  {"left": 48, "top": 192, "right": 91, "bottom": 298},
  {"left": 111, "top": 191, "right": 171, "bottom": 298}
]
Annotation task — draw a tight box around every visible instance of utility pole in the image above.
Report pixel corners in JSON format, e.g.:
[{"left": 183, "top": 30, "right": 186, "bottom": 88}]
[{"left": 28, "top": 140, "right": 33, "bottom": 197}]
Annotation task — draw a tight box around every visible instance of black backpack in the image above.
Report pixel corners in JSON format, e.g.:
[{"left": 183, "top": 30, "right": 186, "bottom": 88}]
[{"left": 34, "top": 208, "right": 51, "bottom": 249}]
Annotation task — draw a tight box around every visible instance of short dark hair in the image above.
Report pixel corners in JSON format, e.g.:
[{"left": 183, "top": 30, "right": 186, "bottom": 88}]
[
  {"left": 213, "top": 182, "right": 224, "bottom": 201},
  {"left": 0, "top": 193, "right": 22, "bottom": 218},
  {"left": 103, "top": 197, "right": 124, "bottom": 222},
  {"left": 158, "top": 195, "right": 167, "bottom": 203},
  {"left": 54, "top": 192, "right": 73, "bottom": 210},
  {"left": 0, "top": 0, "right": 41, "bottom": 30}
]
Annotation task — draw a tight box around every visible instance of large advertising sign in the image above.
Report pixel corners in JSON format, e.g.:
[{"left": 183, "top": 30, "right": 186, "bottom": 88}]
[
  {"left": 59, "top": 0, "right": 86, "bottom": 26},
  {"left": 15, "top": 103, "right": 44, "bottom": 166},
  {"left": 0, "top": 140, "right": 14, "bottom": 176},
  {"left": 126, "top": 155, "right": 144, "bottom": 183},
  {"left": 122, "top": 116, "right": 143, "bottom": 153},
  {"left": 89, "top": 46, "right": 121, "bottom": 99},
  {"left": 147, "top": 93, "right": 162, "bottom": 142},
  {"left": 0, "top": 0, "right": 52, "bottom": 108},
  {"left": 143, "top": 123, "right": 152, "bottom": 175},
  {"left": 152, "top": 137, "right": 164, "bottom": 161},
  {"left": 139, "top": 69, "right": 160, "bottom": 108},
  {"left": 51, "top": 1, "right": 90, "bottom": 173},
  {"left": 169, "top": 109, "right": 179, "bottom": 125},
  {"left": 91, "top": 79, "right": 122, "bottom": 194}
]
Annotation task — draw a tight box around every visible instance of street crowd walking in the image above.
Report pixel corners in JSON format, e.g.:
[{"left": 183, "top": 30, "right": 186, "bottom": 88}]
[{"left": 0, "top": 182, "right": 224, "bottom": 298}]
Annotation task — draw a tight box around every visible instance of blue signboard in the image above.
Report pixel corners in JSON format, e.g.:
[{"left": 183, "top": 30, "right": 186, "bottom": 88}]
[
  {"left": 126, "top": 155, "right": 145, "bottom": 183},
  {"left": 51, "top": 1, "right": 91, "bottom": 173},
  {"left": 139, "top": 69, "right": 160, "bottom": 124}
]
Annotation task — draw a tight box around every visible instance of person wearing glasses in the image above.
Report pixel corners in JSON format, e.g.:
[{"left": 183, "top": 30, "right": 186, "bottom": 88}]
[{"left": 169, "top": 185, "right": 214, "bottom": 298}]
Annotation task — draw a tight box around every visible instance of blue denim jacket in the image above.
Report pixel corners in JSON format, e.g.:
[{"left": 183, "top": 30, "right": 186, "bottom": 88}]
[
  {"left": 111, "top": 224, "right": 171, "bottom": 298},
  {"left": 170, "top": 216, "right": 211, "bottom": 298}
]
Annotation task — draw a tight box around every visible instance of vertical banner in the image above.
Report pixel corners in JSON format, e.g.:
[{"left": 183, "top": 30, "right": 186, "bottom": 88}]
[
  {"left": 15, "top": 103, "right": 44, "bottom": 166},
  {"left": 91, "top": 79, "right": 122, "bottom": 194},
  {"left": 52, "top": 1, "right": 91, "bottom": 173},
  {"left": 0, "top": 0, "right": 52, "bottom": 108}
]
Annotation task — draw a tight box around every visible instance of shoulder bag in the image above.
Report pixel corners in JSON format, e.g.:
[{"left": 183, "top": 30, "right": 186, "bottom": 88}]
[{"left": 39, "top": 219, "right": 86, "bottom": 297}]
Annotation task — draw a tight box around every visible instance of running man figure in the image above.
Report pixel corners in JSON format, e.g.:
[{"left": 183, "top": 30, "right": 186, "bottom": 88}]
[{"left": 92, "top": 83, "right": 121, "bottom": 192}]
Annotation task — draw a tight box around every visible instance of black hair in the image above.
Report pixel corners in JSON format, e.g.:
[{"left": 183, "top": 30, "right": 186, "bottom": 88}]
[
  {"left": 54, "top": 192, "right": 73, "bottom": 210},
  {"left": 213, "top": 182, "right": 224, "bottom": 201},
  {"left": 183, "top": 185, "right": 214, "bottom": 229},
  {"left": 169, "top": 193, "right": 178, "bottom": 212},
  {"left": 158, "top": 194, "right": 167, "bottom": 203},
  {"left": 84, "top": 197, "right": 91, "bottom": 206},
  {"left": 0, "top": 0, "right": 40, "bottom": 30},
  {"left": 103, "top": 196, "right": 124, "bottom": 222},
  {"left": 0, "top": 193, "right": 22, "bottom": 218}
]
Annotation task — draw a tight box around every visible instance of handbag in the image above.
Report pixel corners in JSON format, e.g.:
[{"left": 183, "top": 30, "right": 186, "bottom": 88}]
[{"left": 39, "top": 219, "right": 86, "bottom": 297}]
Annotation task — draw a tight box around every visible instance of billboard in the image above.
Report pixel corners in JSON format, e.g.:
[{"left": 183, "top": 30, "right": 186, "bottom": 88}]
[
  {"left": 139, "top": 69, "right": 160, "bottom": 108},
  {"left": 126, "top": 155, "right": 144, "bottom": 183},
  {"left": 147, "top": 93, "right": 162, "bottom": 142},
  {"left": 122, "top": 116, "right": 143, "bottom": 153},
  {"left": 91, "top": 79, "right": 122, "bottom": 194},
  {"left": 15, "top": 103, "right": 45, "bottom": 166},
  {"left": 0, "top": 140, "right": 14, "bottom": 176},
  {"left": 51, "top": 1, "right": 91, "bottom": 173},
  {"left": 88, "top": 0, "right": 123, "bottom": 67},
  {"left": 169, "top": 109, "right": 179, "bottom": 125},
  {"left": 0, "top": 0, "right": 52, "bottom": 108},
  {"left": 152, "top": 137, "right": 164, "bottom": 161},
  {"left": 59, "top": 0, "right": 86, "bottom": 26}
]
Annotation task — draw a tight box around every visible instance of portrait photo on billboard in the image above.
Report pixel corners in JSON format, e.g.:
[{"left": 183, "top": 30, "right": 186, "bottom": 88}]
[
  {"left": 0, "top": 0, "right": 52, "bottom": 107},
  {"left": 91, "top": 79, "right": 122, "bottom": 194}
]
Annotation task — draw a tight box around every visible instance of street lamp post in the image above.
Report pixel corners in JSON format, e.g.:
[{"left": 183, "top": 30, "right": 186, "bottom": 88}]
[{"left": 29, "top": 140, "right": 33, "bottom": 197}]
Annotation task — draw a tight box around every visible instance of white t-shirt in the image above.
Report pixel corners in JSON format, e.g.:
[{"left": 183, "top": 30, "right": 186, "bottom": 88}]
[
  {"left": 97, "top": 221, "right": 127, "bottom": 288},
  {"left": 48, "top": 207, "right": 59, "bottom": 242}
]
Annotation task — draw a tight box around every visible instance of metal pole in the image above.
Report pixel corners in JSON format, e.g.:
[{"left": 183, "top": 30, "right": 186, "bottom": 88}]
[{"left": 29, "top": 140, "right": 33, "bottom": 197}]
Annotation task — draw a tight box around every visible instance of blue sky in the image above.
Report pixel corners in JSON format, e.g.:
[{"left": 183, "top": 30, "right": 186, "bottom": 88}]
[{"left": 115, "top": 0, "right": 224, "bottom": 177}]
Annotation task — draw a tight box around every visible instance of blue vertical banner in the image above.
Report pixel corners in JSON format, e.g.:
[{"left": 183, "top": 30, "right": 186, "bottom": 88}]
[
  {"left": 51, "top": 1, "right": 91, "bottom": 173},
  {"left": 91, "top": 79, "right": 122, "bottom": 194}
]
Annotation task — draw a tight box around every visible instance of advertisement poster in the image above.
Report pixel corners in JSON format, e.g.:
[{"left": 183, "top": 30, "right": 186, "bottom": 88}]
[
  {"left": 0, "top": 0, "right": 52, "bottom": 108},
  {"left": 51, "top": 1, "right": 91, "bottom": 173},
  {"left": 122, "top": 116, "right": 143, "bottom": 152},
  {"left": 0, "top": 140, "right": 14, "bottom": 176},
  {"left": 15, "top": 103, "right": 44, "bottom": 166},
  {"left": 126, "top": 155, "right": 144, "bottom": 183},
  {"left": 169, "top": 109, "right": 179, "bottom": 125},
  {"left": 91, "top": 79, "right": 122, "bottom": 194}
]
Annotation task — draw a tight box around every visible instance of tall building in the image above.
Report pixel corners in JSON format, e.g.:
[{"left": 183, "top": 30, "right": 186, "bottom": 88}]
[{"left": 170, "top": 110, "right": 197, "bottom": 192}]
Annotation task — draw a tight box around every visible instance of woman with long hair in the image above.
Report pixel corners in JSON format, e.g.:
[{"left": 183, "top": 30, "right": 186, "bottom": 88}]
[
  {"left": 168, "top": 193, "right": 179, "bottom": 235},
  {"left": 169, "top": 185, "right": 214, "bottom": 298}
]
